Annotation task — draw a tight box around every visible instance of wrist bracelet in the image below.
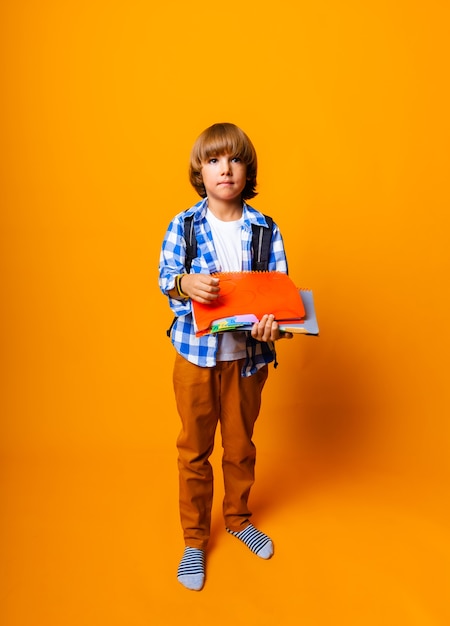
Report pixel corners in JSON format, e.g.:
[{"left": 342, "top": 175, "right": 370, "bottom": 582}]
[{"left": 176, "top": 274, "right": 189, "bottom": 298}]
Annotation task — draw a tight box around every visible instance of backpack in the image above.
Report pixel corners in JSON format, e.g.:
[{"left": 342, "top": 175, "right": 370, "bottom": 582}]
[{"left": 166, "top": 213, "right": 274, "bottom": 337}]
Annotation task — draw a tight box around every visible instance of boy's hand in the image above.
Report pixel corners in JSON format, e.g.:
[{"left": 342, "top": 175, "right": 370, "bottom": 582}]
[
  {"left": 180, "top": 274, "right": 220, "bottom": 304},
  {"left": 251, "top": 314, "right": 293, "bottom": 342}
]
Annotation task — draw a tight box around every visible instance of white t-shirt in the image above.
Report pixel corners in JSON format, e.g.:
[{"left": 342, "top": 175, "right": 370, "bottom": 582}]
[{"left": 206, "top": 209, "right": 247, "bottom": 361}]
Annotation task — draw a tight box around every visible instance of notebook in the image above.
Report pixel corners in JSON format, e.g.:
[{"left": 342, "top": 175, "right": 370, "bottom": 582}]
[{"left": 278, "top": 289, "right": 319, "bottom": 335}]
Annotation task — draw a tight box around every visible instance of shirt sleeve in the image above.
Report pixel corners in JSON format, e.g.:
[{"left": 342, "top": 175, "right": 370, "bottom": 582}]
[
  {"left": 158, "top": 214, "right": 193, "bottom": 317},
  {"left": 268, "top": 221, "right": 289, "bottom": 273}
]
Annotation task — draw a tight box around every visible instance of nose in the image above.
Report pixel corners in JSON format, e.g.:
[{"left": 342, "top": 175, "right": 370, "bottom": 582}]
[{"left": 220, "top": 157, "right": 232, "bottom": 175}]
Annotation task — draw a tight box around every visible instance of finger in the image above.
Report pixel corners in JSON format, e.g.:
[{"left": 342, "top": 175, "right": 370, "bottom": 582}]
[
  {"left": 270, "top": 320, "right": 280, "bottom": 341},
  {"left": 253, "top": 317, "right": 267, "bottom": 339},
  {"left": 263, "top": 315, "right": 275, "bottom": 340},
  {"left": 192, "top": 290, "right": 219, "bottom": 304},
  {"left": 199, "top": 276, "right": 220, "bottom": 293},
  {"left": 253, "top": 315, "right": 270, "bottom": 341}
]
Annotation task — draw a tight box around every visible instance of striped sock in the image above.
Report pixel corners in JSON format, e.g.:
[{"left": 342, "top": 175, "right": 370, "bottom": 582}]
[
  {"left": 177, "top": 547, "right": 205, "bottom": 591},
  {"left": 226, "top": 524, "right": 274, "bottom": 559}
]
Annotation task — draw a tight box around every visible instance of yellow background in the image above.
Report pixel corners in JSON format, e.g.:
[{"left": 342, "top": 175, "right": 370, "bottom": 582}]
[{"left": 1, "top": 1, "right": 449, "bottom": 624}]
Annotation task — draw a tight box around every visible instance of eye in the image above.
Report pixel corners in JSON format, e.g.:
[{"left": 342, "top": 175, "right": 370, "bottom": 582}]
[
  {"left": 208, "top": 158, "right": 218, "bottom": 164},
  {"left": 231, "top": 157, "right": 241, "bottom": 163}
]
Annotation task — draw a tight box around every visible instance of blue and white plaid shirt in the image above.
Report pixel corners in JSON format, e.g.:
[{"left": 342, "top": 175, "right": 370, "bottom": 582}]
[{"left": 159, "top": 198, "right": 289, "bottom": 377}]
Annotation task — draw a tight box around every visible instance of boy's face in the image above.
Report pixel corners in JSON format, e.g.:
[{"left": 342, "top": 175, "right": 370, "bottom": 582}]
[{"left": 201, "top": 153, "right": 247, "bottom": 206}]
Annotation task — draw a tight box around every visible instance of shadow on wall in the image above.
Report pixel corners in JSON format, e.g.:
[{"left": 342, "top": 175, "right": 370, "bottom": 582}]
[{"left": 254, "top": 326, "right": 386, "bottom": 511}]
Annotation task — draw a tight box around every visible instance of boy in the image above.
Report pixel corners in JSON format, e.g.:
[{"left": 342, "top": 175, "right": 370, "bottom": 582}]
[{"left": 158, "top": 123, "right": 291, "bottom": 591}]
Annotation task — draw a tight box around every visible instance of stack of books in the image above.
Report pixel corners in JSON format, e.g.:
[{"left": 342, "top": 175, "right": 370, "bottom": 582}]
[{"left": 191, "top": 271, "right": 319, "bottom": 337}]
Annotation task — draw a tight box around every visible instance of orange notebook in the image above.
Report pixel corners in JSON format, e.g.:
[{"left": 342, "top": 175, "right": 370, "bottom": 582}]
[{"left": 192, "top": 271, "right": 305, "bottom": 336}]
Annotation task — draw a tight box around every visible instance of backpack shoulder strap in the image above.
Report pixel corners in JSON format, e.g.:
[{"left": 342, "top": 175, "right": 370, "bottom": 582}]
[
  {"left": 166, "top": 214, "right": 197, "bottom": 338},
  {"left": 251, "top": 215, "right": 273, "bottom": 271},
  {"left": 183, "top": 214, "right": 197, "bottom": 274},
  {"left": 185, "top": 212, "right": 273, "bottom": 272}
]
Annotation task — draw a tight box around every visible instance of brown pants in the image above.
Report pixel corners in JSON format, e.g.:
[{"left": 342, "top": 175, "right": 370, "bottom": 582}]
[{"left": 173, "top": 353, "right": 269, "bottom": 549}]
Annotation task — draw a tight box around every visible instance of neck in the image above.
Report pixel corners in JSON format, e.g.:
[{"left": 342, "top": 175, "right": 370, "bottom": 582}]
[{"left": 207, "top": 198, "right": 243, "bottom": 222}]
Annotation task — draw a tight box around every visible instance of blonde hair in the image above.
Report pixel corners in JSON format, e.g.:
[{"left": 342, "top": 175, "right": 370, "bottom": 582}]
[{"left": 189, "top": 123, "right": 258, "bottom": 199}]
